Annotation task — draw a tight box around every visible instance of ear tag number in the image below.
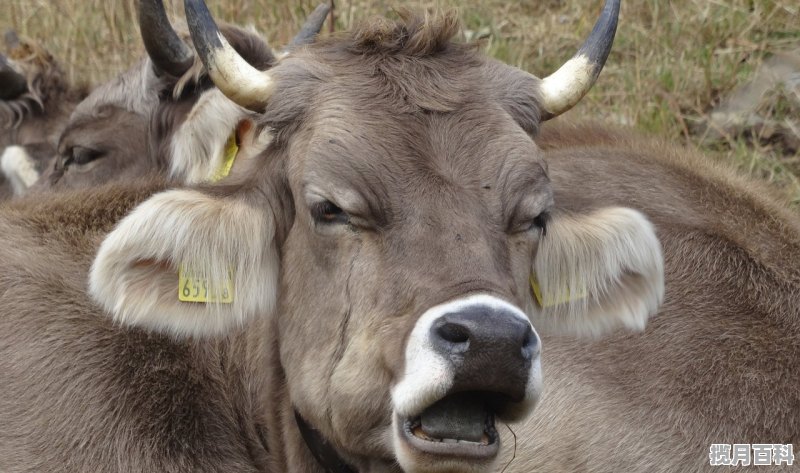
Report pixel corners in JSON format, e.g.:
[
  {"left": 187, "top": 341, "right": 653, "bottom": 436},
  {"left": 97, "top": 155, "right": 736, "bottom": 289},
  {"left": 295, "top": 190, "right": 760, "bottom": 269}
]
[
  {"left": 530, "top": 273, "right": 587, "bottom": 308},
  {"left": 178, "top": 266, "right": 234, "bottom": 304},
  {"left": 210, "top": 131, "right": 239, "bottom": 182}
]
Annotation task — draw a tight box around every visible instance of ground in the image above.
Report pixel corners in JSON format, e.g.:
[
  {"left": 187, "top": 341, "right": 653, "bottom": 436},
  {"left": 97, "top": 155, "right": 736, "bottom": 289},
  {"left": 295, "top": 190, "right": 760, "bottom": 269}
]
[{"left": 2, "top": 0, "right": 798, "bottom": 205}]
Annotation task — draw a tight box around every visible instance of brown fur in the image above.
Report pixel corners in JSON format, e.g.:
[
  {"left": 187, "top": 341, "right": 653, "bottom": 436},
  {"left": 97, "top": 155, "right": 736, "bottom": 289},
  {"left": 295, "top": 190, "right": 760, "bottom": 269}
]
[
  {"left": 504, "top": 121, "right": 800, "bottom": 472},
  {"left": 0, "top": 179, "right": 274, "bottom": 472},
  {"left": 1, "top": 13, "right": 551, "bottom": 472},
  {"left": 2, "top": 12, "right": 793, "bottom": 473}
]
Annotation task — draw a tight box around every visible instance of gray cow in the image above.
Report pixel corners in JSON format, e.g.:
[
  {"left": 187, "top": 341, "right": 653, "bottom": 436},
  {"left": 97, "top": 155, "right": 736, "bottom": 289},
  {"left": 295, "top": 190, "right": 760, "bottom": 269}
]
[
  {"left": 0, "top": 1, "right": 666, "bottom": 472},
  {"left": 4, "top": 1, "right": 329, "bottom": 197}
]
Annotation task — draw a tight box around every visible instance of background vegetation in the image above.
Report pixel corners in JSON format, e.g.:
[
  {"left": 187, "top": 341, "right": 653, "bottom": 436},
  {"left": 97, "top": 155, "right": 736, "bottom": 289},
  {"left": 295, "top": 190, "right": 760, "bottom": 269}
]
[{"left": 2, "top": 0, "right": 799, "bottom": 204}]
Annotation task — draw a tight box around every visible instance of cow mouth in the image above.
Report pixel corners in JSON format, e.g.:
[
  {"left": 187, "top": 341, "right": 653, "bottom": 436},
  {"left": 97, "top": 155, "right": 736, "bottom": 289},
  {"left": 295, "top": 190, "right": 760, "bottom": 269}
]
[{"left": 399, "top": 391, "right": 504, "bottom": 459}]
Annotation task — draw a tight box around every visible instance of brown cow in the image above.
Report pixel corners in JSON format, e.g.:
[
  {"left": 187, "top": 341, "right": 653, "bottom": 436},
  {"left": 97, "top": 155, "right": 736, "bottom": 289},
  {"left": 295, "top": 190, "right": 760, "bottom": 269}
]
[
  {"left": 24, "top": 1, "right": 275, "bottom": 194},
  {"left": 0, "top": 31, "right": 86, "bottom": 199},
  {"left": 0, "top": 1, "right": 665, "bottom": 472},
  {"left": 18, "top": 1, "right": 329, "bottom": 195}
]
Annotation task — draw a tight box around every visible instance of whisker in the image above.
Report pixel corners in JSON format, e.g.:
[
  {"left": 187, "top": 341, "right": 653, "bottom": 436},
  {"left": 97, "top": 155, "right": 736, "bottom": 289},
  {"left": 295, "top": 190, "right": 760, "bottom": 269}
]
[{"left": 500, "top": 422, "right": 517, "bottom": 473}]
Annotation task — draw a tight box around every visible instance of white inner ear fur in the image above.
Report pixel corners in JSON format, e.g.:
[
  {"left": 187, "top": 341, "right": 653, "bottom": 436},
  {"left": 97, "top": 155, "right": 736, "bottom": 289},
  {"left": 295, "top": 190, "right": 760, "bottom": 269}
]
[
  {"left": 528, "top": 207, "right": 664, "bottom": 337},
  {"left": 168, "top": 88, "right": 272, "bottom": 184},
  {"left": 90, "top": 189, "right": 279, "bottom": 337},
  {"left": 1, "top": 145, "right": 39, "bottom": 195}
]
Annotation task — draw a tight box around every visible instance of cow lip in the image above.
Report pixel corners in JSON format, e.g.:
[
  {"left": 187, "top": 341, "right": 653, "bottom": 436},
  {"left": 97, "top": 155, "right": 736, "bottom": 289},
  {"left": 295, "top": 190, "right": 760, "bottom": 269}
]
[{"left": 398, "top": 391, "right": 501, "bottom": 460}]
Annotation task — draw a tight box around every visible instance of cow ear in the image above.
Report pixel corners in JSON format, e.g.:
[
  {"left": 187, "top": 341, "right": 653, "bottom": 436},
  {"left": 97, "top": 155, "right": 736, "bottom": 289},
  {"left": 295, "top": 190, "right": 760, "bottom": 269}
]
[
  {"left": 167, "top": 88, "right": 272, "bottom": 184},
  {"left": 89, "top": 188, "right": 279, "bottom": 337},
  {"left": 527, "top": 207, "right": 664, "bottom": 337}
]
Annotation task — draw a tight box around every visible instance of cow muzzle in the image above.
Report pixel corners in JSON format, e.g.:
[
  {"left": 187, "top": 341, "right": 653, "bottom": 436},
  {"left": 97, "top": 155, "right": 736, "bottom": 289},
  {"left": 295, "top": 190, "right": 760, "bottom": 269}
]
[{"left": 391, "top": 294, "right": 542, "bottom": 471}]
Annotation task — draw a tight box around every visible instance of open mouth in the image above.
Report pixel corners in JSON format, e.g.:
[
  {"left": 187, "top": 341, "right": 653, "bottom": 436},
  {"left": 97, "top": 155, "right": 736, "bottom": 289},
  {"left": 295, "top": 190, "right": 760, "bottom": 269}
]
[{"left": 399, "top": 391, "right": 507, "bottom": 459}]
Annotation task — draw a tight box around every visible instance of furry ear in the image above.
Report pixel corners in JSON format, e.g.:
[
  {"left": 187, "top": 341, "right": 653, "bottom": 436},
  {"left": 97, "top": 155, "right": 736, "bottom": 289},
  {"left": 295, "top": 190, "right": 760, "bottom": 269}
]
[
  {"left": 90, "top": 188, "right": 278, "bottom": 337},
  {"left": 1, "top": 145, "right": 40, "bottom": 195},
  {"left": 168, "top": 88, "right": 272, "bottom": 184},
  {"left": 527, "top": 207, "right": 664, "bottom": 337}
]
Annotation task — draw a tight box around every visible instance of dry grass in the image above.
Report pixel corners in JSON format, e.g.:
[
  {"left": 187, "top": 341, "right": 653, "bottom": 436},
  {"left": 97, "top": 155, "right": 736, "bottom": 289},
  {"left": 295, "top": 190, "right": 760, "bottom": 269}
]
[{"left": 2, "top": 0, "right": 799, "bottom": 204}]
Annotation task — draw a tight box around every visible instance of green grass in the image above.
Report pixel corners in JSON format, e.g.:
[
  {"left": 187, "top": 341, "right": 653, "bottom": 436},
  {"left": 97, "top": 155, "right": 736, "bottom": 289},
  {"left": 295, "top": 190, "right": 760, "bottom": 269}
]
[{"left": 2, "top": 0, "right": 799, "bottom": 204}]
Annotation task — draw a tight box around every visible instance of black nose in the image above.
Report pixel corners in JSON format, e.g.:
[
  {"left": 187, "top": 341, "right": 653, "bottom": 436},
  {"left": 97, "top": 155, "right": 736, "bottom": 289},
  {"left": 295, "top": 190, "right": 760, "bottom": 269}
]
[{"left": 430, "top": 305, "right": 539, "bottom": 402}]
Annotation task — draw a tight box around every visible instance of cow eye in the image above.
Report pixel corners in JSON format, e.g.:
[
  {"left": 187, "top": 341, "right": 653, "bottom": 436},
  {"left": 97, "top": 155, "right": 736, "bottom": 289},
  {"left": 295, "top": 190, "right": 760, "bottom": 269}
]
[
  {"left": 311, "top": 200, "right": 350, "bottom": 225},
  {"left": 514, "top": 211, "right": 549, "bottom": 235},
  {"left": 64, "top": 146, "right": 103, "bottom": 168},
  {"left": 531, "top": 211, "right": 550, "bottom": 235}
]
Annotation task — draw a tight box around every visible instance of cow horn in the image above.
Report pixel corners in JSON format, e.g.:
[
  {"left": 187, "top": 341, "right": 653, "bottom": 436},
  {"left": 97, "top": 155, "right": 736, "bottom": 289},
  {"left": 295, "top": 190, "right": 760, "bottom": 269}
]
[
  {"left": 4, "top": 29, "right": 20, "bottom": 49},
  {"left": 139, "top": 0, "right": 194, "bottom": 77},
  {"left": 0, "top": 54, "right": 28, "bottom": 100},
  {"left": 288, "top": 3, "right": 331, "bottom": 47},
  {"left": 538, "top": 0, "right": 620, "bottom": 120},
  {"left": 184, "top": 0, "right": 275, "bottom": 112}
]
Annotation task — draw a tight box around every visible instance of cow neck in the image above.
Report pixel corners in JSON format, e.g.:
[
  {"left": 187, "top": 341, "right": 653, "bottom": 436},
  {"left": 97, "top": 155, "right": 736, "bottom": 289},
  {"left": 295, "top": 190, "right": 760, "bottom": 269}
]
[{"left": 294, "top": 410, "right": 357, "bottom": 473}]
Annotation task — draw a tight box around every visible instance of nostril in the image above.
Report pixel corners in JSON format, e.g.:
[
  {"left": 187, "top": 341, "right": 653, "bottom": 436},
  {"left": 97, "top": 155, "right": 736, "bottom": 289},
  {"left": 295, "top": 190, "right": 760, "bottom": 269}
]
[
  {"left": 436, "top": 322, "right": 471, "bottom": 345},
  {"left": 521, "top": 325, "right": 538, "bottom": 360}
]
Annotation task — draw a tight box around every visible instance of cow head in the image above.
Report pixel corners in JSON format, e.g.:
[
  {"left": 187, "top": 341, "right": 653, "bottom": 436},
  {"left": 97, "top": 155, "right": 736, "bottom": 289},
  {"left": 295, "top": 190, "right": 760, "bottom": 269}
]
[
  {"left": 27, "top": 1, "right": 328, "bottom": 194},
  {"left": 90, "top": 1, "right": 663, "bottom": 472}
]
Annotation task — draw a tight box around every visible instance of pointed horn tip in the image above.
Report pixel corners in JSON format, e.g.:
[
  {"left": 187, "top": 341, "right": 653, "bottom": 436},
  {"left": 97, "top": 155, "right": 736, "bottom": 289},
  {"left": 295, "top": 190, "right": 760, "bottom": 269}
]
[
  {"left": 4, "top": 30, "right": 20, "bottom": 49},
  {"left": 539, "top": 0, "right": 620, "bottom": 119},
  {"left": 288, "top": 3, "right": 332, "bottom": 47}
]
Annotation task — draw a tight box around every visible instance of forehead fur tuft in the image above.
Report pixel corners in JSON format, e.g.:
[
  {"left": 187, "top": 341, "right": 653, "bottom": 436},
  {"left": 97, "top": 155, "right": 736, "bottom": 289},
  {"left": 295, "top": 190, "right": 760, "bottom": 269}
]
[{"left": 339, "top": 10, "right": 462, "bottom": 58}]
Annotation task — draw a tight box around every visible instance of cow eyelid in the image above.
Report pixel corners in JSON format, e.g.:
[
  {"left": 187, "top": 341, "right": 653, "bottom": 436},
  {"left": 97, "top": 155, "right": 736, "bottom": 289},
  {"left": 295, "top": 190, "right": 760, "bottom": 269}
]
[
  {"left": 310, "top": 200, "right": 350, "bottom": 225},
  {"left": 64, "top": 146, "right": 103, "bottom": 168},
  {"left": 508, "top": 210, "right": 549, "bottom": 235}
]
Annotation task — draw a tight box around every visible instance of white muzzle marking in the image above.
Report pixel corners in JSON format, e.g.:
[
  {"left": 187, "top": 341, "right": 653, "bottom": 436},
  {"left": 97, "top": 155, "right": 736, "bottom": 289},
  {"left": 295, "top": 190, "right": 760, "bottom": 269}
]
[{"left": 391, "top": 293, "right": 542, "bottom": 419}]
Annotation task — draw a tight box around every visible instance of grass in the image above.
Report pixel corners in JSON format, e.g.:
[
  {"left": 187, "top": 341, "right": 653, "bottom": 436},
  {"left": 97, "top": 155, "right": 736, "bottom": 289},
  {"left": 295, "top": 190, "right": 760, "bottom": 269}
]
[{"left": 2, "top": 0, "right": 799, "bottom": 205}]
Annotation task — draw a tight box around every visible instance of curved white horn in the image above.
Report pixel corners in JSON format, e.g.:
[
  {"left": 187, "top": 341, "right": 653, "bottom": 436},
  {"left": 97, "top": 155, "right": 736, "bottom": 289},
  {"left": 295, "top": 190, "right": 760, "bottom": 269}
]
[
  {"left": 539, "top": 0, "right": 620, "bottom": 120},
  {"left": 184, "top": 0, "right": 275, "bottom": 112}
]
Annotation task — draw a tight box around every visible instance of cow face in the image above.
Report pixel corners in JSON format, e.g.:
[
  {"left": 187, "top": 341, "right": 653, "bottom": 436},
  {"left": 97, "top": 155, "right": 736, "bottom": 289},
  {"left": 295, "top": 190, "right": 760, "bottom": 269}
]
[
  {"left": 35, "top": 85, "right": 155, "bottom": 191},
  {"left": 91, "top": 3, "right": 662, "bottom": 473}
]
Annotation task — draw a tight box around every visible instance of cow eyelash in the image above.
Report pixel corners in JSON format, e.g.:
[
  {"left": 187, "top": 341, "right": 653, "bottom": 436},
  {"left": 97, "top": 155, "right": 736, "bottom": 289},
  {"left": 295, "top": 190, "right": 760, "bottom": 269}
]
[
  {"left": 311, "top": 200, "right": 350, "bottom": 225},
  {"left": 531, "top": 211, "right": 549, "bottom": 236},
  {"left": 64, "top": 146, "right": 103, "bottom": 168}
]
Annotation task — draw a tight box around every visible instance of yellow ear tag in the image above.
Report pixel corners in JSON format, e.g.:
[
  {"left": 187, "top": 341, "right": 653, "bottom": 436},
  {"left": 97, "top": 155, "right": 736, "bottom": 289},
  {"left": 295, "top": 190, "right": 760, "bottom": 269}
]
[
  {"left": 178, "top": 266, "right": 234, "bottom": 304},
  {"left": 211, "top": 131, "right": 239, "bottom": 182},
  {"left": 530, "top": 273, "right": 588, "bottom": 308}
]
